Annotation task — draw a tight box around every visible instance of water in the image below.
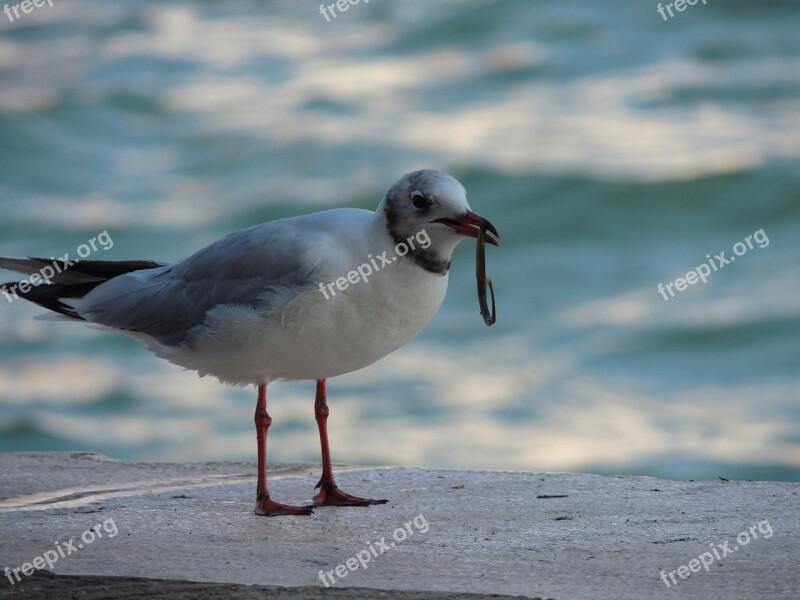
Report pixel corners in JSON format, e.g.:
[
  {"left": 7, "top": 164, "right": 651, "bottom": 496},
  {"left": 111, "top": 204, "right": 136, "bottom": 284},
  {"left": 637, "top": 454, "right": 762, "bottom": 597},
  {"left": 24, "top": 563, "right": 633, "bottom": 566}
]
[{"left": 1, "top": 0, "right": 799, "bottom": 481}]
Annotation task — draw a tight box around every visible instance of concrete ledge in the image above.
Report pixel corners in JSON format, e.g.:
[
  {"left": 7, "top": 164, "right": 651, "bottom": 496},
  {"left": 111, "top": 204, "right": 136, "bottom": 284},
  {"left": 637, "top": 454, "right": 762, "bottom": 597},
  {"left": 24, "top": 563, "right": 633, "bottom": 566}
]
[
  {"left": 1, "top": 452, "right": 798, "bottom": 599},
  {"left": 1, "top": 571, "right": 538, "bottom": 599}
]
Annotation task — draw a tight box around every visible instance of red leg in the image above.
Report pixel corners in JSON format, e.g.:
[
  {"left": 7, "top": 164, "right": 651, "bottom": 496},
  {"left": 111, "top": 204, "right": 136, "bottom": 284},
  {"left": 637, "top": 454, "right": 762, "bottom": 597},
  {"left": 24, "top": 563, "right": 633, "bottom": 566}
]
[
  {"left": 313, "top": 379, "right": 387, "bottom": 507},
  {"left": 254, "top": 384, "right": 313, "bottom": 516}
]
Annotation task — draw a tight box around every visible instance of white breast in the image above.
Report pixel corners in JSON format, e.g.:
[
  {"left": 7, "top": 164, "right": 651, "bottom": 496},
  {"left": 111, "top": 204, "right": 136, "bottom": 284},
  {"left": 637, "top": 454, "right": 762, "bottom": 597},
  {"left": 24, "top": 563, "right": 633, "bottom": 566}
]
[{"left": 265, "top": 259, "right": 448, "bottom": 382}]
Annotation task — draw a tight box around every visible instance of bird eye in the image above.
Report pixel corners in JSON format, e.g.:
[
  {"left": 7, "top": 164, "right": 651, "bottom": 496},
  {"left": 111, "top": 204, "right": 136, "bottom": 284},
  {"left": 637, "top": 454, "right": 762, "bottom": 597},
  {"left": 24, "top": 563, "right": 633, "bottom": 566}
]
[{"left": 411, "top": 191, "right": 431, "bottom": 210}]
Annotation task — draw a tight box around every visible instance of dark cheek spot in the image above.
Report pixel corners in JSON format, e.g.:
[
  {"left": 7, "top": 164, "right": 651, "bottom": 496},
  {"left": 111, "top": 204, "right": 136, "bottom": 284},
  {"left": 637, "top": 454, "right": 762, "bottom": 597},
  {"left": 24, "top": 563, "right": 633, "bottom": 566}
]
[
  {"left": 383, "top": 195, "right": 404, "bottom": 243},
  {"left": 383, "top": 200, "right": 450, "bottom": 276}
]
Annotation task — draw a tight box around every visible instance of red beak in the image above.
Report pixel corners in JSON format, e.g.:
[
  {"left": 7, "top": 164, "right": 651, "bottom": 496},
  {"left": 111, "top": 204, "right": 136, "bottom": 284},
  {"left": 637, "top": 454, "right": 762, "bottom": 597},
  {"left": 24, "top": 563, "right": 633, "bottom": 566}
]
[{"left": 432, "top": 211, "right": 499, "bottom": 246}]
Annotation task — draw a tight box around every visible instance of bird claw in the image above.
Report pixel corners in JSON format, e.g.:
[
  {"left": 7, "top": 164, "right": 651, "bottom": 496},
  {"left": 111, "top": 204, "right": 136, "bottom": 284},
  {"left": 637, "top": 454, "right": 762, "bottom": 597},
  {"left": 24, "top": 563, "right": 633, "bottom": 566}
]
[
  {"left": 313, "top": 483, "right": 388, "bottom": 507},
  {"left": 255, "top": 493, "right": 314, "bottom": 517}
]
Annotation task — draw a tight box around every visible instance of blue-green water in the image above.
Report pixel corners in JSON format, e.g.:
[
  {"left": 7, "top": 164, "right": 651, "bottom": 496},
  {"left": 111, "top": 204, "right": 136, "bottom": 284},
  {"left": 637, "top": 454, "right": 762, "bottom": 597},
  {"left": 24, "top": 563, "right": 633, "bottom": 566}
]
[{"left": 1, "top": 0, "right": 798, "bottom": 481}]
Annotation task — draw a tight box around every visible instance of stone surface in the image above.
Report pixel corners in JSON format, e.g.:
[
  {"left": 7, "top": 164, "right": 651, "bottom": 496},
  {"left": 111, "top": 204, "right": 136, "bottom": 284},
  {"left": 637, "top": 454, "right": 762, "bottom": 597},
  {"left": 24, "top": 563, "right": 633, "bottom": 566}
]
[{"left": 0, "top": 452, "right": 798, "bottom": 599}]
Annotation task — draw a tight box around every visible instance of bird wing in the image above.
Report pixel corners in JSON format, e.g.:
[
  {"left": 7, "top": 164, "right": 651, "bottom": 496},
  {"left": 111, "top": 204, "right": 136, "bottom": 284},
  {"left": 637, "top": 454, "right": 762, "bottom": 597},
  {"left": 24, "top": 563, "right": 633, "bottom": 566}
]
[{"left": 75, "top": 217, "right": 331, "bottom": 345}]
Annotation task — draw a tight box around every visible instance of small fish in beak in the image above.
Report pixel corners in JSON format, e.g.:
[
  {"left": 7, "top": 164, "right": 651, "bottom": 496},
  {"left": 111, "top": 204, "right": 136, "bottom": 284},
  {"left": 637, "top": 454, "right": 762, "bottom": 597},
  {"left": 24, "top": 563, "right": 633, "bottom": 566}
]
[
  {"left": 476, "top": 224, "right": 497, "bottom": 326},
  {"left": 432, "top": 210, "right": 499, "bottom": 326}
]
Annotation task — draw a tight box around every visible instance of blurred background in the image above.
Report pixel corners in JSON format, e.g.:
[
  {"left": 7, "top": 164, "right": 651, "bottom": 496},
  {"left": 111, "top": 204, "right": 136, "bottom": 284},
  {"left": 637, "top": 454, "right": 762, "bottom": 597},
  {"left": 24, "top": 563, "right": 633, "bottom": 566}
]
[{"left": 1, "top": 0, "right": 798, "bottom": 481}]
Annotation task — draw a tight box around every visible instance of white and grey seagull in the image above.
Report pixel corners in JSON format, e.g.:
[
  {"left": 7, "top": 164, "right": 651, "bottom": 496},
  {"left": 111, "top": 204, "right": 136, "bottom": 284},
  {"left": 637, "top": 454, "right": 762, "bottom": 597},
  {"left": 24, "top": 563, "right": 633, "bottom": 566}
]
[{"left": 0, "top": 169, "right": 499, "bottom": 516}]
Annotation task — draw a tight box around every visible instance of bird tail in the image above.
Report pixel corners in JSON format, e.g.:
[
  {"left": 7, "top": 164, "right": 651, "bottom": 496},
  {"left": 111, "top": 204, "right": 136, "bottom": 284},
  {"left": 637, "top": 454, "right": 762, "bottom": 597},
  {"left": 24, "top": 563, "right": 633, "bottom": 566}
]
[{"left": 0, "top": 257, "right": 164, "bottom": 320}]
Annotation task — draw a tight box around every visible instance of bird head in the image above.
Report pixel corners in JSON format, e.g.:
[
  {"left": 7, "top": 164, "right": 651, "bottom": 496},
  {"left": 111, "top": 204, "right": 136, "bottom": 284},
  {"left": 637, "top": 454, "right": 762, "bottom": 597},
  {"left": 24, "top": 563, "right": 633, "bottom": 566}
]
[{"left": 379, "top": 169, "right": 499, "bottom": 275}]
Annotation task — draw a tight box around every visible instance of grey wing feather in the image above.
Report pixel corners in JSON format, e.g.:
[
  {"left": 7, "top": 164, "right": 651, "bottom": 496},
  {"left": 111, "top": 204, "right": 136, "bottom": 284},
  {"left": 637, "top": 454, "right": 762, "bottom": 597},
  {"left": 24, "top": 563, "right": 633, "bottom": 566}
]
[{"left": 77, "top": 222, "right": 317, "bottom": 345}]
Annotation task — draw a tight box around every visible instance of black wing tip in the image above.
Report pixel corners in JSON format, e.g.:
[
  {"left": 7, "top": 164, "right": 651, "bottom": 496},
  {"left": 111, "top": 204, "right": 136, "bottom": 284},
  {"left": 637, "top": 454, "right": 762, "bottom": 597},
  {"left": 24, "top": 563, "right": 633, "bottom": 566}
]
[
  {"left": 1, "top": 280, "right": 93, "bottom": 320},
  {"left": 1, "top": 258, "right": 165, "bottom": 319}
]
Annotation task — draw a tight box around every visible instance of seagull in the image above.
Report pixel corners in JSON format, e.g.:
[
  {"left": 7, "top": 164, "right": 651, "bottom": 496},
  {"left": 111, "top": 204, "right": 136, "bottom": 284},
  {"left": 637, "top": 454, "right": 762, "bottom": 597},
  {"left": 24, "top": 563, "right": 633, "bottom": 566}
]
[{"left": 0, "top": 169, "right": 499, "bottom": 516}]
